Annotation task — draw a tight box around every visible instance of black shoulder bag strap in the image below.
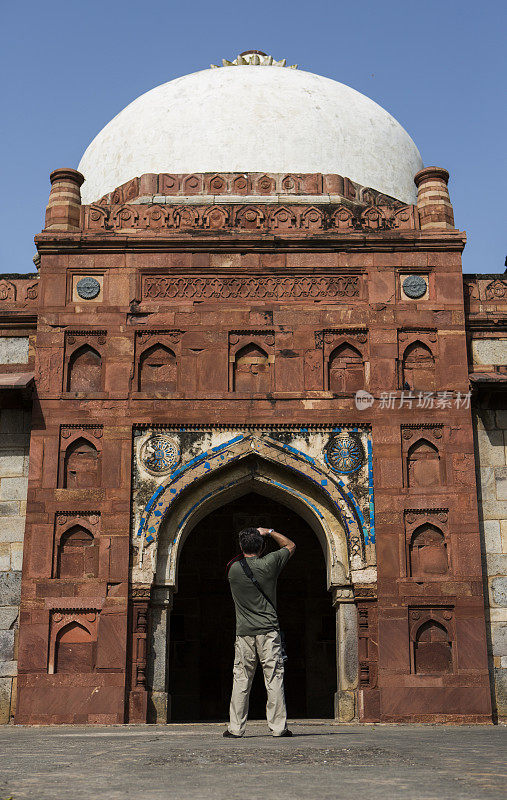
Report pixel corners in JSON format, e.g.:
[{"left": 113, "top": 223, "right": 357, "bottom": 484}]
[
  {"left": 239, "top": 557, "right": 276, "bottom": 610},
  {"left": 239, "top": 557, "right": 287, "bottom": 661}
]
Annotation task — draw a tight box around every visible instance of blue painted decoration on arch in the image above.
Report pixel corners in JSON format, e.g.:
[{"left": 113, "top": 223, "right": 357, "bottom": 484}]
[{"left": 135, "top": 428, "right": 375, "bottom": 554}]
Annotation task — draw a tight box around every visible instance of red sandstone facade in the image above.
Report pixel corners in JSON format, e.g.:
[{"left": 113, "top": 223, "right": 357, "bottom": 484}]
[{"left": 3, "top": 165, "right": 503, "bottom": 724}]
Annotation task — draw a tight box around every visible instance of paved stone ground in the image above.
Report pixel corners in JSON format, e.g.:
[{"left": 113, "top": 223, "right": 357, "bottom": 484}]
[{"left": 0, "top": 721, "right": 505, "bottom": 800}]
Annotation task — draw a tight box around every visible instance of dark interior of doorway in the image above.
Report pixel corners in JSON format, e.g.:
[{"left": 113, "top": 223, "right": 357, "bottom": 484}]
[{"left": 169, "top": 492, "right": 336, "bottom": 721}]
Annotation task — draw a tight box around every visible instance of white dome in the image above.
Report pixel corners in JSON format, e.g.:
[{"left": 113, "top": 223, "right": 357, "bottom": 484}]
[{"left": 78, "top": 65, "right": 423, "bottom": 204}]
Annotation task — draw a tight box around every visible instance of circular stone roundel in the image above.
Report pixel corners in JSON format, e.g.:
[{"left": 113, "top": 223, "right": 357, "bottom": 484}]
[
  {"left": 402, "top": 274, "right": 427, "bottom": 299},
  {"left": 76, "top": 276, "right": 101, "bottom": 299},
  {"left": 140, "top": 435, "right": 180, "bottom": 475},
  {"left": 326, "top": 431, "right": 364, "bottom": 474}
]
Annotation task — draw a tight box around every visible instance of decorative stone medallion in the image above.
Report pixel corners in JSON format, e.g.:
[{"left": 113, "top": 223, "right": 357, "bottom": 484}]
[
  {"left": 140, "top": 435, "right": 180, "bottom": 475},
  {"left": 76, "top": 276, "right": 101, "bottom": 300},
  {"left": 402, "top": 275, "right": 427, "bottom": 299},
  {"left": 326, "top": 431, "right": 363, "bottom": 474}
]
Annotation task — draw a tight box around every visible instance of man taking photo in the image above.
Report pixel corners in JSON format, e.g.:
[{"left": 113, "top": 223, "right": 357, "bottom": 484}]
[{"left": 224, "top": 526, "right": 296, "bottom": 738}]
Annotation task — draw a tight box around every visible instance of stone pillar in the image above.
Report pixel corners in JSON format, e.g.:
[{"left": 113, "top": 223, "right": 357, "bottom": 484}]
[
  {"left": 147, "top": 585, "right": 174, "bottom": 723},
  {"left": 128, "top": 586, "right": 151, "bottom": 722},
  {"left": 332, "top": 586, "right": 358, "bottom": 722},
  {"left": 44, "top": 167, "right": 84, "bottom": 230},
  {"left": 414, "top": 166, "right": 455, "bottom": 230}
]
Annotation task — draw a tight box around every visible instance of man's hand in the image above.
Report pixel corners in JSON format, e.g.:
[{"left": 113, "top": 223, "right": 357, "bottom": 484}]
[{"left": 257, "top": 527, "right": 296, "bottom": 556}]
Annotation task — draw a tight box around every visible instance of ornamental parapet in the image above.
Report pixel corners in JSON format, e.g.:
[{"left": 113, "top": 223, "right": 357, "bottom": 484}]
[
  {"left": 464, "top": 274, "right": 507, "bottom": 308},
  {"left": 39, "top": 169, "right": 467, "bottom": 236},
  {"left": 76, "top": 171, "right": 420, "bottom": 234},
  {"left": 82, "top": 199, "right": 418, "bottom": 234},
  {"left": 35, "top": 171, "right": 475, "bottom": 252},
  {"left": 94, "top": 171, "right": 407, "bottom": 207}
]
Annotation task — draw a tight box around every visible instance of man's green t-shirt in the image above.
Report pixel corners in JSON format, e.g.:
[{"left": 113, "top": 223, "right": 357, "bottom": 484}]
[{"left": 228, "top": 547, "right": 291, "bottom": 636}]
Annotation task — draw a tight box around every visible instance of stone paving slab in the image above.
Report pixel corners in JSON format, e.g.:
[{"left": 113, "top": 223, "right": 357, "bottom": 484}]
[{"left": 0, "top": 722, "right": 505, "bottom": 800}]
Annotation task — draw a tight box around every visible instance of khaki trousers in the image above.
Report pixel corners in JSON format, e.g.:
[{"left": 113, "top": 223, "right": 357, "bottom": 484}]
[{"left": 228, "top": 630, "right": 287, "bottom": 737}]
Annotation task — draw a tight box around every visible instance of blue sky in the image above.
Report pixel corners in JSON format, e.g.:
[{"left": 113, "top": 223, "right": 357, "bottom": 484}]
[{"left": 1, "top": 0, "right": 504, "bottom": 274}]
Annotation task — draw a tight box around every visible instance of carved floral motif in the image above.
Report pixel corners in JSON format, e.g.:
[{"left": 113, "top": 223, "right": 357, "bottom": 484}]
[
  {"left": 26, "top": 283, "right": 38, "bottom": 300},
  {"left": 484, "top": 279, "right": 507, "bottom": 300},
  {"left": 325, "top": 431, "right": 364, "bottom": 474},
  {"left": 0, "top": 280, "right": 16, "bottom": 301},
  {"left": 140, "top": 435, "right": 180, "bottom": 475}
]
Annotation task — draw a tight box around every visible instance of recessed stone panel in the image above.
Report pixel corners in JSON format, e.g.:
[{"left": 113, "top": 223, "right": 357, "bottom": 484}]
[
  {"left": 71, "top": 275, "right": 104, "bottom": 303},
  {"left": 472, "top": 339, "right": 507, "bottom": 366},
  {"left": 0, "top": 337, "right": 29, "bottom": 365},
  {"left": 400, "top": 273, "right": 428, "bottom": 301}
]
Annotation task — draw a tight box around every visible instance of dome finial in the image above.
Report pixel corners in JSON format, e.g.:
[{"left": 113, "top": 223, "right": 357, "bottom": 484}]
[{"left": 211, "top": 51, "right": 297, "bottom": 69}]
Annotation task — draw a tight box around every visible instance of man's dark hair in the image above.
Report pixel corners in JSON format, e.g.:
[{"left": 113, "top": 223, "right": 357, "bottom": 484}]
[{"left": 238, "top": 527, "right": 263, "bottom": 555}]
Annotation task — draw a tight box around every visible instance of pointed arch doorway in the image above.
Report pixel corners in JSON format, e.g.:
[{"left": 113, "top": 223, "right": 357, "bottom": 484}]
[
  {"left": 140, "top": 448, "right": 361, "bottom": 724},
  {"left": 169, "top": 491, "right": 336, "bottom": 721}
]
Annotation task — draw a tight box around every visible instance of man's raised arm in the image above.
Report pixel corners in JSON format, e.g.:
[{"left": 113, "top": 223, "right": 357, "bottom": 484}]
[{"left": 258, "top": 528, "right": 296, "bottom": 556}]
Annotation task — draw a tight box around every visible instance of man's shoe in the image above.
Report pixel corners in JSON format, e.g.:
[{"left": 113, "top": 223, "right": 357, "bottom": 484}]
[
  {"left": 223, "top": 729, "right": 243, "bottom": 738},
  {"left": 275, "top": 729, "right": 293, "bottom": 737}
]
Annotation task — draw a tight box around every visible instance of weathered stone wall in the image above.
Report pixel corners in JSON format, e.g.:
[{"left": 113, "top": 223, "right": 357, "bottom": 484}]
[
  {"left": 465, "top": 273, "right": 507, "bottom": 719},
  {"left": 0, "top": 407, "right": 30, "bottom": 722},
  {"left": 474, "top": 408, "right": 507, "bottom": 719},
  {"left": 9, "top": 171, "right": 494, "bottom": 724}
]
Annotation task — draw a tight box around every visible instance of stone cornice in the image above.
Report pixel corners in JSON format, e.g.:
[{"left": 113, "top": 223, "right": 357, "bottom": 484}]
[
  {"left": 126, "top": 194, "right": 395, "bottom": 206},
  {"left": 0, "top": 313, "right": 37, "bottom": 328},
  {"left": 34, "top": 230, "right": 467, "bottom": 254},
  {"left": 466, "top": 317, "right": 507, "bottom": 331}
]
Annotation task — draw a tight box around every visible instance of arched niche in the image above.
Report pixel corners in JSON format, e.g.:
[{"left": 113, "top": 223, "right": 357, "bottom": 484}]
[
  {"left": 138, "top": 344, "right": 177, "bottom": 394},
  {"left": 407, "top": 438, "right": 441, "bottom": 488},
  {"left": 402, "top": 341, "right": 435, "bottom": 391},
  {"left": 414, "top": 620, "right": 452, "bottom": 674},
  {"left": 54, "top": 621, "right": 96, "bottom": 674},
  {"left": 233, "top": 343, "right": 271, "bottom": 392},
  {"left": 67, "top": 345, "right": 102, "bottom": 393},
  {"left": 153, "top": 455, "right": 350, "bottom": 591},
  {"left": 328, "top": 343, "right": 364, "bottom": 393},
  {"left": 62, "top": 437, "right": 100, "bottom": 489},
  {"left": 409, "top": 523, "right": 448, "bottom": 576},
  {"left": 57, "top": 525, "right": 98, "bottom": 578}
]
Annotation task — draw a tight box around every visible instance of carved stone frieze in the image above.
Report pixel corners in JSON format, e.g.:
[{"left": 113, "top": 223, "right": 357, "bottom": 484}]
[
  {"left": 315, "top": 328, "right": 368, "bottom": 348},
  {"left": 136, "top": 329, "right": 183, "bottom": 343},
  {"left": 129, "top": 585, "right": 151, "bottom": 600},
  {"left": 66, "top": 330, "right": 107, "bottom": 346},
  {"left": 463, "top": 276, "right": 507, "bottom": 304},
  {"left": 84, "top": 201, "right": 417, "bottom": 233},
  {"left": 354, "top": 584, "right": 377, "bottom": 600},
  {"left": 60, "top": 425, "right": 102, "bottom": 441},
  {"left": 142, "top": 275, "right": 361, "bottom": 301},
  {"left": 0, "top": 278, "right": 39, "bottom": 305}
]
